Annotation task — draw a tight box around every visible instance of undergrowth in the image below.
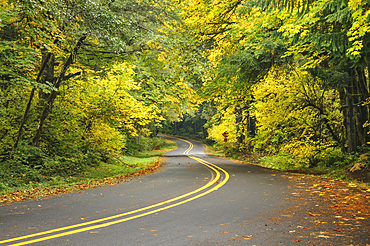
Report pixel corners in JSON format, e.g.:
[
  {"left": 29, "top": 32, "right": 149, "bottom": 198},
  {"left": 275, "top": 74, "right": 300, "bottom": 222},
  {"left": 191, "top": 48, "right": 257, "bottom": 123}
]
[{"left": 205, "top": 144, "right": 370, "bottom": 187}]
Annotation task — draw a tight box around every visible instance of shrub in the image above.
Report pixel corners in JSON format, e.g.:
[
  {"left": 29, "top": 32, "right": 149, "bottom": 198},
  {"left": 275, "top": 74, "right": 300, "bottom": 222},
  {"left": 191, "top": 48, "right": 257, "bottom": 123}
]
[
  {"left": 125, "top": 136, "right": 167, "bottom": 154},
  {"left": 151, "top": 137, "right": 165, "bottom": 150},
  {"left": 310, "top": 148, "right": 353, "bottom": 168},
  {"left": 42, "top": 155, "right": 85, "bottom": 177},
  {"left": 0, "top": 142, "right": 46, "bottom": 192},
  {"left": 260, "top": 152, "right": 307, "bottom": 170},
  {"left": 11, "top": 141, "right": 45, "bottom": 168},
  {"left": 88, "top": 121, "right": 126, "bottom": 155}
]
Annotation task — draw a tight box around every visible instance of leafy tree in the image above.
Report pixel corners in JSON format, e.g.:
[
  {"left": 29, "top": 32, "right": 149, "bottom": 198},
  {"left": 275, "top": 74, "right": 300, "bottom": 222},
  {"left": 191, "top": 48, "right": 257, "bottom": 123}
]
[
  {"left": 252, "top": 67, "right": 342, "bottom": 164},
  {"left": 0, "top": 0, "right": 179, "bottom": 150},
  {"left": 179, "top": 0, "right": 370, "bottom": 155},
  {"left": 0, "top": 0, "right": 203, "bottom": 174},
  {"left": 258, "top": 0, "right": 370, "bottom": 152}
]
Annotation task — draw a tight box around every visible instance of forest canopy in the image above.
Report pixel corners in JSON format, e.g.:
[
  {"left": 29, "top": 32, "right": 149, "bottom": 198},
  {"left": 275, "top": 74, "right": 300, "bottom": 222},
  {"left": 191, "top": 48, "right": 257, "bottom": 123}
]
[
  {"left": 1, "top": 0, "right": 370, "bottom": 192},
  {"left": 164, "top": 0, "right": 370, "bottom": 175},
  {"left": 0, "top": 0, "right": 201, "bottom": 190}
]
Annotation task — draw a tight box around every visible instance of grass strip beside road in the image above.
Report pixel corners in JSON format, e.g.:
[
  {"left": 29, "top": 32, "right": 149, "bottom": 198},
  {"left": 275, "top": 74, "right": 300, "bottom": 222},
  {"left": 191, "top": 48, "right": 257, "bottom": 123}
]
[{"left": 0, "top": 140, "right": 177, "bottom": 205}]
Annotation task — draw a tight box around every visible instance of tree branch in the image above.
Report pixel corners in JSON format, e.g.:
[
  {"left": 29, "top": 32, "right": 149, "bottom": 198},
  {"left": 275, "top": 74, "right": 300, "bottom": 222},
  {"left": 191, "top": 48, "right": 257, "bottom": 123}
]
[
  {"left": 63, "top": 72, "right": 81, "bottom": 80},
  {"left": 13, "top": 39, "right": 59, "bottom": 150},
  {"left": 32, "top": 35, "right": 87, "bottom": 147}
]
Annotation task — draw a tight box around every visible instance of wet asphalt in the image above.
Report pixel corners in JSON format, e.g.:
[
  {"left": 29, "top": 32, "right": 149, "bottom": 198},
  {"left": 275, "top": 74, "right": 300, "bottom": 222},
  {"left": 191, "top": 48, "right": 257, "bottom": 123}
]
[{"left": 0, "top": 136, "right": 369, "bottom": 245}]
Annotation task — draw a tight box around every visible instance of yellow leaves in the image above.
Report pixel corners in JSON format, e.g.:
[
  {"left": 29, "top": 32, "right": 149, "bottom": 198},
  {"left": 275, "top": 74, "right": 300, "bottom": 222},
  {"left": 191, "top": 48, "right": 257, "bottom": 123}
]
[
  {"left": 57, "top": 62, "right": 167, "bottom": 147},
  {"left": 279, "top": 23, "right": 303, "bottom": 38},
  {"left": 309, "top": 212, "right": 323, "bottom": 217},
  {"left": 348, "top": 0, "right": 362, "bottom": 9},
  {"left": 234, "top": 235, "right": 253, "bottom": 239},
  {"left": 207, "top": 107, "right": 237, "bottom": 144},
  {"left": 158, "top": 53, "right": 166, "bottom": 62},
  {"left": 252, "top": 66, "right": 341, "bottom": 157},
  {"left": 88, "top": 120, "right": 126, "bottom": 154},
  {"left": 346, "top": 0, "right": 370, "bottom": 56}
]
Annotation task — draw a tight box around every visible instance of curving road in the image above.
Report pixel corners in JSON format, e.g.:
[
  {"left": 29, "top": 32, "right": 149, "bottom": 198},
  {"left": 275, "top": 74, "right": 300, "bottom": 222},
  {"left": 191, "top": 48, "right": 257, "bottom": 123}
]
[{"left": 0, "top": 137, "right": 369, "bottom": 245}]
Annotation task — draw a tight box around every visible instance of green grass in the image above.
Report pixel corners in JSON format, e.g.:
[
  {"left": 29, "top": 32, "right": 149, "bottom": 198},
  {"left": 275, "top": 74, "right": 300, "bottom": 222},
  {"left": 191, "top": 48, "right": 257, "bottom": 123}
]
[
  {"left": 84, "top": 145, "right": 176, "bottom": 180},
  {"left": 204, "top": 144, "right": 225, "bottom": 157}
]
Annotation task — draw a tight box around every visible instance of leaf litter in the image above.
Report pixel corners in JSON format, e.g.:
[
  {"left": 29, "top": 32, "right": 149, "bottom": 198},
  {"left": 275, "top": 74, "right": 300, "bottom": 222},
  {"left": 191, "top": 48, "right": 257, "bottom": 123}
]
[
  {"left": 258, "top": 174, "right": 370, "bottom": 244},
  {"left": 239, "top": 174, "right": 369, "bottom": 245}
]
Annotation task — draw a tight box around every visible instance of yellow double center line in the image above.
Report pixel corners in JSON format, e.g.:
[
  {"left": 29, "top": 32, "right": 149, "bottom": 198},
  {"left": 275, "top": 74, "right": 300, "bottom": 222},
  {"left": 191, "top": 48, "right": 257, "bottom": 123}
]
[{"left": 1, "top": 138, "right": 229, "bottom": 246}]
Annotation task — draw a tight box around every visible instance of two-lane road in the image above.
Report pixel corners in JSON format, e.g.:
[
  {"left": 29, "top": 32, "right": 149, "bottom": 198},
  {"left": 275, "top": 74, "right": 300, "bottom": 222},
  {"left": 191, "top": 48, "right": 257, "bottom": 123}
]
[{"left": 2, "top": 137, "right": 366, "bottom": 245}]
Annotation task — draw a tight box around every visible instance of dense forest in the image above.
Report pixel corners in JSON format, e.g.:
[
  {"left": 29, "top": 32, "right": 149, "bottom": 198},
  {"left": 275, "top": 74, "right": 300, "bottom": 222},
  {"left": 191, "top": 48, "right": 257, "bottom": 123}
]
[
  {"left": 163, "top": 0, "right": 370, "bottom": 180},
  {"left": 1, "top": 0, "right": 369, "bottom": 193}
]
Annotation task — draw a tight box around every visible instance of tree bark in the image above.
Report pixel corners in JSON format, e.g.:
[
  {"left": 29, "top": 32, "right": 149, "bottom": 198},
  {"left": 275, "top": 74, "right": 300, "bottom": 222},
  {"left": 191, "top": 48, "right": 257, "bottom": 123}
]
[
  {"left": 345, "top": 74, "right": 357, "bottom": 153},
  {"left": 338, "top": 88, "right": 347, "bottom": 152},
  {"left": 246, "top": 110, "right": 256, "bottom": 137},
  {"left": 38, "top": 53, "right": 55, "bottom": 106},
  {"left": 235, "top": 105, "right": 244, "bottom": 146},
  {"left": 340, "top": 125, "right": 346, "bottom": 153},
  {"left": 32, "top": 35, "right": 86, "bottom": 147},
  {"left": 354, "top": 68, "right": 369, "bottom": 145},
  {"left": 13, "top": 52, "right": 53, "bottom": 150}
]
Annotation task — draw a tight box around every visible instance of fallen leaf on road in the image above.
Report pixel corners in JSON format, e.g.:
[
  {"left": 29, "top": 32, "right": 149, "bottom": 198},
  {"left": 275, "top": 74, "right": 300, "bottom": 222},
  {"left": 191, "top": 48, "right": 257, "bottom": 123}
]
[
  {"left": 292, "top": 239, "right": 302, "bottom": 242},
  {"left": 333, "top": 228, "right": 343, "bottom": 232},
  {"left": 11, "top": 212, "right": 26, "bottom": 215},
  {"left": 309, "top": 212, "right": 322, "bottom": 216},
  {"left": 220, "top": 223, "right": 229, "bottom": 225},
  {"left": 317, "top": 235, "right": 331, "bottom": 238},
  {"left": 239, "top": 235, "right": 253, "bottom": 239},
  {"left": 297, "top": 226, "right": 308, "bottom": 229}
]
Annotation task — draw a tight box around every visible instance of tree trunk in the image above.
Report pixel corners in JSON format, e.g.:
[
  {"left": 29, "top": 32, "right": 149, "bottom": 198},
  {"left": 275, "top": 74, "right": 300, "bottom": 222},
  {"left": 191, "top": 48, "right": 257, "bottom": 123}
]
[
  {"left": 338, "top": 88, "right": 347, "bottom": 152},
  {"left": 38, "top": 54, "right": 55, "bottom": 107},
  {"left": 354, "top": 68, "right": 369, "bottom": 145},
  {"left": 13, "top": 51, "right": 53, "bottom": 150},
  {"left": 194, "top": 118, "right": 197, "bottom": 135},
  {"left": 345, "top": 74, "right": 357, "bottom": 153},
  {"left": 246, "top": 110, "right": 256, "bottom": 137},
  {"left": 235, "top": 105, "right": 244, "bottom": 145},
  {"left": 340, "top": 125, "right": 346, "bottom": 153},
  {"left": 32, "top": 35, "right": 86, "bottom": 147}
]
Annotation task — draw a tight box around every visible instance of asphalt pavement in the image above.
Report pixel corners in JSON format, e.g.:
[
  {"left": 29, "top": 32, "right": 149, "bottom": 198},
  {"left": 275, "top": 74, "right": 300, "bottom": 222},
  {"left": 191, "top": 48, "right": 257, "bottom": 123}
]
[{"left": 0, "top": 136, "right": 369, "bottom": 245}]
